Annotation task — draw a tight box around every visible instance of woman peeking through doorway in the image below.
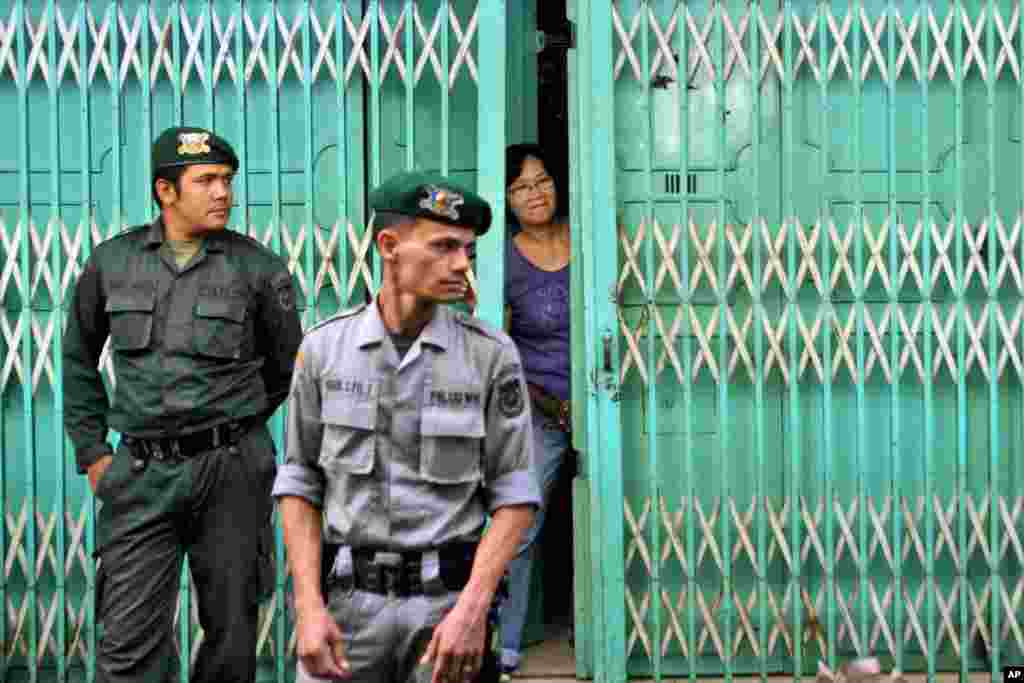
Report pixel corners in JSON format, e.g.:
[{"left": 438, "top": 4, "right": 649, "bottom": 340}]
[{"left": 498, "top": 143, "right": 574, "bottom": 678}]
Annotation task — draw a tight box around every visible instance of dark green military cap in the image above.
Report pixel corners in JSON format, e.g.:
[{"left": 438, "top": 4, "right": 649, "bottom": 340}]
[
  {"left": 369, "top": 171, "right": 492, "bottom": 235},
  {"left": 151, "top": 126, "right": 239, "bottom": 176}
]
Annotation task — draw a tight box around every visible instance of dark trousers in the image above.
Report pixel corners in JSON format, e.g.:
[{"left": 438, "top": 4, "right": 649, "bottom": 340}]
[{"left": 93, "top": 424, "right": 277, "bottom": 683}]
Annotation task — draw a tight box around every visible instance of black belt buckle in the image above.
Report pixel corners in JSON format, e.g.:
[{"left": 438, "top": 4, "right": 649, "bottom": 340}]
[
  {"left": 149, "top": 441, "right": 167, "bottom": 461},
  {"left": 373, "top": 552, "right": 402, "bottom": 596}
]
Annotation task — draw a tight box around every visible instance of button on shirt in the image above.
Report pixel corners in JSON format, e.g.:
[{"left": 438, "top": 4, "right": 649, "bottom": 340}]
[{"left": 272, "top": 302, "right": 540, "bottom": 550}]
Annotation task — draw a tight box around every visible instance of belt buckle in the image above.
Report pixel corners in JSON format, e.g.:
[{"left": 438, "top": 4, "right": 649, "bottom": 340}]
[
  {"left": 558, "top": 400, "right": 571, "bottom": 431},
  {"left": 373, "top": 552, "right": 403, "bottom": 597},
  {"left": 359, "top": 559, "right": 381, "bottom": 593},
  {"left": 150, "top": 441, "right": 166, "bottom": 461}
]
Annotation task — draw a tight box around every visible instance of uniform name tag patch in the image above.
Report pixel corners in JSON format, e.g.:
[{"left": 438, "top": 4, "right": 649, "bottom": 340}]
[
  {"left": 324, "top": 378, "right": 376, "bottom": 399},
  {"left": 428, "top": 390, "right": 482, "bottom": 408},
  {"left": 199, "top": 284, "right": 247, "bottom": 299}
]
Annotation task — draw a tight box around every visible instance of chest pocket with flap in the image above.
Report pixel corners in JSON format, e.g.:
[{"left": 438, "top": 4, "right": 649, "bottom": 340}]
[
  {"left": 420, "top": 385, "right": 485, "bottom": 484},
  {"left": 106, "top": 292, "right": 156, "bottom": 351},
  {"left": 319, "top": 392, "right": 376, "bottom": 475},
  {"left": 193, "top": 298, "right": 247, "bottom": 359}
]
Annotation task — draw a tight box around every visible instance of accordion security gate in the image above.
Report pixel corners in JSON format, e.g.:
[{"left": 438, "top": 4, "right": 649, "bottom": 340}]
[
  {"left": 0, "top": 0, "right": 537, "bottom": 680},
  {"left": 571, "top": 0, "right": 1024, "bottom": 680},
  {"left": 6, "top": 0, "right": 1024, "bottom": 680}
]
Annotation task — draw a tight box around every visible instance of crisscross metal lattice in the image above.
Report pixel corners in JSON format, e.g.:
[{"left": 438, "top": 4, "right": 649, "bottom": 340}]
[
  {"left": 0, "top": 2, "right": 481, "bottom": 89},
  {"left": 0, "top": 0, "right": 506, "bottom": 678},
  {"left": 615, "top": 214, "right": 1023, "bottom": 387},
  {"left": 623, "top": 495, "right": 1024, "bottom": 664},
  {"left": 599, "top": 1, "right": 1024, "bottom": 678}
]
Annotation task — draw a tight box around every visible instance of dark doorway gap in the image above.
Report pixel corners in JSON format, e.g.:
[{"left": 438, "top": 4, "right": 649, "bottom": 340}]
[{"left": 534, "top": 0, "right": 575, "bottom": 633}]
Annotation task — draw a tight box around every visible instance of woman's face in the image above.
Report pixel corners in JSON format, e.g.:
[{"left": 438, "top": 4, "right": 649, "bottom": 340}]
[{"left": 507, "top": 156, "right": 557, "bottom": 227}]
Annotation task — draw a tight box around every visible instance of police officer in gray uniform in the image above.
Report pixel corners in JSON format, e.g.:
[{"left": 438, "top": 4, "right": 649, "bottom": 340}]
[
  {"left": 63, "top": 126, "right": 303, "bottom": 682},
  {"left": 274, "top": 171, "right": 539, "bottom": 683}
]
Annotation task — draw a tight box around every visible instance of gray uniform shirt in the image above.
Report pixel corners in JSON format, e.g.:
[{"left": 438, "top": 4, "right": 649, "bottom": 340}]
[{"left": 272, "top": 301, "right": 541, "bottom": 549}]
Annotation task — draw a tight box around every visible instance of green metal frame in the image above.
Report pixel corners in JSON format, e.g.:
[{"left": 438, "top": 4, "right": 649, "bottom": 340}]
[{"left": 574, "top": 0, "right": 1024, "bottom": 680}]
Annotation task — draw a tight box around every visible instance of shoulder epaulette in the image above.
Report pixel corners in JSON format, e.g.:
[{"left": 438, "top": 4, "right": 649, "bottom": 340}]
[
  {"left": 224, "top": 229, "right": 273, "bottom": 252},
  {"left": 101, "top": 224, "right": 149, "bottom": 244},
  {"left": 305, "top": 301, "right": 369, "bottom": 334},
  {"left": 453, "top": 310, "right": 504, "bottom": 342}
]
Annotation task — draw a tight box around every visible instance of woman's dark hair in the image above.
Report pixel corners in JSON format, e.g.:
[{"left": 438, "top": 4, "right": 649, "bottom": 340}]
[
  {"left": 152, "top": 166, "right": 188, "bottom": 208},
  {"left": 505, "top": 143, "right": 550, "bottom": 189}
]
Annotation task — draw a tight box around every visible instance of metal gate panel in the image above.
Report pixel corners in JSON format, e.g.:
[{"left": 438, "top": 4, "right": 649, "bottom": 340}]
[
  {"left": 575, "top": 0, "right": 1024, "bottom": 679},
  {"left": 0, "top": 1, "right": 521, "bottom": 680}
]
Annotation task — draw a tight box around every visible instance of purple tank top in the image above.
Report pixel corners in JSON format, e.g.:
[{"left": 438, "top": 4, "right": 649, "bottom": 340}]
[{"left": 504, "top": 236, "right": 571, "bottom": 401}]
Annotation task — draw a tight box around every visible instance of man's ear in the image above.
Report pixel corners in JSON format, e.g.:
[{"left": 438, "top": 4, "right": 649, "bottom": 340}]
[
  {"left": 155, "top": 178, "right": 178, "bottom": 207},
  {"left": 377, "top": 229, "right": 399, "bottom": 262}
]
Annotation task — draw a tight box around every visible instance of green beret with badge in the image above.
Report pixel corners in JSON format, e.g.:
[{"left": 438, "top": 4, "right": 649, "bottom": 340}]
[
  {"left": 151, "top": 126, "right": 239, "bottom": 178},
  {"left": 369, "top": 171, "right": 493, "bottom": 236}
]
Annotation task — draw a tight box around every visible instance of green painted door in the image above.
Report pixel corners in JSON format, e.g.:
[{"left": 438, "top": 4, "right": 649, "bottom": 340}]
[{"left": 574, "top": 0, "right": 1024, "bottom": 680}]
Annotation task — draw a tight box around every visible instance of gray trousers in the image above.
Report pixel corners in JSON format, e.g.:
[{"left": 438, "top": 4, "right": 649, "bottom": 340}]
[
  {"left": 296, "top": 551, "right": 499, "bottom": 683},
  {"left": 93, "top": 424, "right": 277, "bottom": 683}
]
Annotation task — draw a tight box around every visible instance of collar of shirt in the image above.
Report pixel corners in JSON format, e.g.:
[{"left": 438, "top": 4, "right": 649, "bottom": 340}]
[
  {"left": 354, "top": 297, "right": 451, "bottom": 352},
  {"left": 143, "top": 217, "right": 226, "bottom": 253}
]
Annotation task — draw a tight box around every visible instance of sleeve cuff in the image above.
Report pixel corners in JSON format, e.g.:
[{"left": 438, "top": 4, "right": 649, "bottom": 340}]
[
  {"left": 272, "top": 462, "right": 326, "bottom": 507},
  {"left": 485, "top": 469, "right": 541, "bottom": 514},
  {"left": 75, "top": 443, "right": 113, "bottom": 475}
]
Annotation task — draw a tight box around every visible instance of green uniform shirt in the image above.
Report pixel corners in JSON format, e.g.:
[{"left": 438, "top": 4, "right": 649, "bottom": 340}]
[{"left": 62, "top": 218, "right": 304, "bottom": 474}]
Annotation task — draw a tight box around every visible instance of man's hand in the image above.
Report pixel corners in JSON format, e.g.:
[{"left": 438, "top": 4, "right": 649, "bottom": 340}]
[
  {"left": 87, "top": 455, "right": 114, "bottom": 494},
  {"left": 420, "top": 599, "right": 487, "bottom": 683},
  {"left": 296, "top": 603, "right": 350, "bottom": 679}
]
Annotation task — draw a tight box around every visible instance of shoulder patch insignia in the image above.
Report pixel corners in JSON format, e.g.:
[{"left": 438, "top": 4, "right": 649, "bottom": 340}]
[
  {"left": 495, "top": 364, "right": 525, "bottom": 418},
  {"left": 271, "top": 272, "right": 296, "bottom": 312}
]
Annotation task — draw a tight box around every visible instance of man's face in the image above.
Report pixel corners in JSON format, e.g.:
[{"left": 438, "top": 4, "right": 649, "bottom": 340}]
[
  {"left": 157, "top": 163, "right": 235, "bottom": 234},
  {"left": 381, "top": 218, "right": 476, "bottom": 303}
]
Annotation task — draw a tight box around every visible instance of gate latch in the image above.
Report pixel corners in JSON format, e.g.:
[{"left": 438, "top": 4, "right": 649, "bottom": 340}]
[{"left": 536, "top": 21, "right": 575, "bottom": 52}]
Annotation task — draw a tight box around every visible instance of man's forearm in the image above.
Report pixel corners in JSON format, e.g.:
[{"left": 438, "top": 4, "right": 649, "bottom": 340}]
[
  {"left": 280, "top": 496, "right": 326, "bottom": 614},
  {"left": 460, "top": 505, "right": 535, "bottom": 615}
]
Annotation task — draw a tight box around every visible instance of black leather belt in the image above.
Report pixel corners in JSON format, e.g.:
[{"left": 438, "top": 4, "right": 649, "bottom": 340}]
[
  {"left": 353, "top": 553, "right": 425, "bottom": 597},
  {"left": 325, "top": 543, "right": 478, "bottom": 597},
  {"left": 124, "top": 421, "right": 248, "bottom": 462}
]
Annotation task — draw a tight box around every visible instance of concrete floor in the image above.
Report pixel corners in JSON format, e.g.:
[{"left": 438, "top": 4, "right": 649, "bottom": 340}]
[
  {"left": 511, "top": 630, "right": 997, "bottom": 682},
  {"left": 515, "top": 626, "right": 576, "bottom": 680}
]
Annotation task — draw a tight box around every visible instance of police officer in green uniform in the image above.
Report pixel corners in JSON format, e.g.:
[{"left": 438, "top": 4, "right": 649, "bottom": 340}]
[
  {"left": 274, "top": 172, "right": 539, "bottom": 683},
  {"left": 62, "top": 126, "right": 304, "bottom": 683}
]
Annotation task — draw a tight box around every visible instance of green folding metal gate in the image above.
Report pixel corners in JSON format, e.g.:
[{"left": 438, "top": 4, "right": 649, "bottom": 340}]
[
  {"left": 8, "top": 0, "right": 1024, "bottom": 680},
  {"left": 571, "top": 0, "right": 1024, "bottom": 680},
  {"left": 0, "top": 1, "right": 537, "bottom": 680}
]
